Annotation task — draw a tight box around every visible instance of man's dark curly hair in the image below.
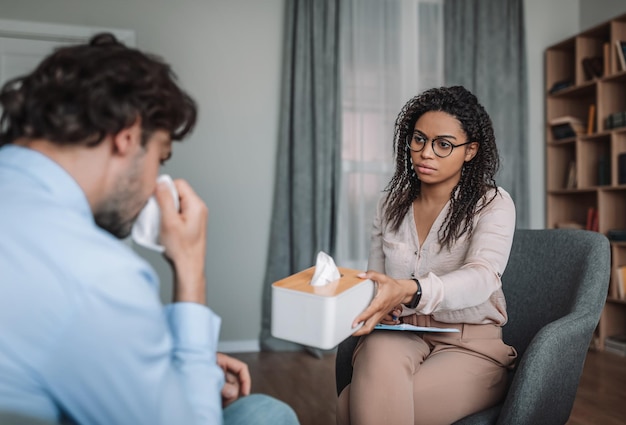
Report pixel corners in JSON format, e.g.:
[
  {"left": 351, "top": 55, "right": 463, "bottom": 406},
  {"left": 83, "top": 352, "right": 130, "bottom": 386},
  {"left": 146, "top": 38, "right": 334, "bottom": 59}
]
[
  {"left": 0, "top": 33, "right": 196, "bottom": 147},
  {"left": 383, "top": 85, "right": 500, "bottom": 249}
]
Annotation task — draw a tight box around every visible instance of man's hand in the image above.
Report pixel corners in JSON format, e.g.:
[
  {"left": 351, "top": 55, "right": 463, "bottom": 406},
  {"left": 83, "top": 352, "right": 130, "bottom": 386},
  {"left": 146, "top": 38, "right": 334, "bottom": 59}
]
[
  {"left": 155, "top": 179, "right": 208, "bottom": 304},
  {"left": 217, "top": 353, "right": 251, "bottom": 408}
]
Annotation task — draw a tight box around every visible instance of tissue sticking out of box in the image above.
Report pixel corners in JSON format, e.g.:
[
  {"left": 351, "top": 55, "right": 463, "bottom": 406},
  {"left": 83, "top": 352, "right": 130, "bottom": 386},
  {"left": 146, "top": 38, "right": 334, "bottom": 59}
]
[{"left": 310, "top": 251, "right": 341, "bottom": 286}]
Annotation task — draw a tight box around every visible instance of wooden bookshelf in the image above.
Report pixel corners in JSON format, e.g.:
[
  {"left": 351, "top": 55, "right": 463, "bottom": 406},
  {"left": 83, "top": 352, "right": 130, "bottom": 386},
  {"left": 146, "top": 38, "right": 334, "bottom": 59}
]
[{"left": 545, "top": 12, "right": 626, "bottom": 352}]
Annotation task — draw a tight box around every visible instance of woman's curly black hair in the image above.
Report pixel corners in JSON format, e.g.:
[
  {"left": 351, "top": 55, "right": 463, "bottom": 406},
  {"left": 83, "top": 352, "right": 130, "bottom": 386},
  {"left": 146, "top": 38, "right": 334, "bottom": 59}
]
[
  {"left": 0, "top": 33, "right": 196, "bottom": 148},
  {"left": 383, "top": 85, "right": 500, "bottom": 250}
]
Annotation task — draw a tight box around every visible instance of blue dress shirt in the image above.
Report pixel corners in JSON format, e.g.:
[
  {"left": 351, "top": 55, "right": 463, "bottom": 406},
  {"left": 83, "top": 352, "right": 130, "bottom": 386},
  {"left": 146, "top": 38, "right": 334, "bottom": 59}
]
[{"left": 0, "top": 145, "right": 225, "bottom": 424}]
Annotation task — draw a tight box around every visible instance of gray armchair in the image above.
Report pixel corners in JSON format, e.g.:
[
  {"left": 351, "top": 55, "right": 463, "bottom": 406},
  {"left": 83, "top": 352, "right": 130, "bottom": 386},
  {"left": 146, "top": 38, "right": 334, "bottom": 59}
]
[{"left": 335, "top": 229, "right": 611, "bottom": 425}]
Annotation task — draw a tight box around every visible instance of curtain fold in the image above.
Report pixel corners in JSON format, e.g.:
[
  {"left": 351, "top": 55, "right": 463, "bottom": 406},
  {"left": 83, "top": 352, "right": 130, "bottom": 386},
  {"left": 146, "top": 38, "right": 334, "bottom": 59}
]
[
  {"left": 444, "top": 0, "right": 529, "bottom": 228},
  {"left": 260, "top": 0, "right": 342, "bottom": 352}
]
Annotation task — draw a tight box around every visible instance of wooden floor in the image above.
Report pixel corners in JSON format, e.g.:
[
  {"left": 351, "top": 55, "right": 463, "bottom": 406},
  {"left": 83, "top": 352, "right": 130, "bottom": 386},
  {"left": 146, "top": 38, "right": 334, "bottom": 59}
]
[
  {"left": 567, "top": 350, "right": 626, "bottom": 425},
  {"left": 232, "top": 349, "right": 626, "bottom": 425}
]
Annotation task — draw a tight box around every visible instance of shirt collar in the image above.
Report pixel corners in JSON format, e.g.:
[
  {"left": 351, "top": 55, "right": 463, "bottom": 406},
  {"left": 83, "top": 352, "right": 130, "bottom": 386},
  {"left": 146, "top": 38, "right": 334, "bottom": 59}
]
[{"left": 0, "top": 144, "right": 93, "bottom": 220}]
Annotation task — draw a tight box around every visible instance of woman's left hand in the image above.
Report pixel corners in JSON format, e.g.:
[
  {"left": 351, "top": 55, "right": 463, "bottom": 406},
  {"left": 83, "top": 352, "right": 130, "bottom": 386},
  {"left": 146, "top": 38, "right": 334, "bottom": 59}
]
[
  {"left": 352, "top": 270, "right": 413, "bottom": 336},
  {"left": 380, "top": 305, "right": 403, "bottom": 325}
]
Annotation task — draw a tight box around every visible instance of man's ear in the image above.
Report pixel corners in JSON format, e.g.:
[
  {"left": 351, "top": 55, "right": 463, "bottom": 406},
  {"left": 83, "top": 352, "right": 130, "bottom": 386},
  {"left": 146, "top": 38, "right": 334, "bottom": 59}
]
[
  {"left": 464, "top": 142, "right": 479, "bottom": 162},
  {"left": 111, "top": 121, "right": 142, "bottom": 157}
]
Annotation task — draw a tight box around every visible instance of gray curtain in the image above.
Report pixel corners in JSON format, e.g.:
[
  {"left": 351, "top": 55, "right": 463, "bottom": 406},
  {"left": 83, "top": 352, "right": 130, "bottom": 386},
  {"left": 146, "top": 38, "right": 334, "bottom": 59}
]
[
  {"left": 260, "top": 0, "right": 342, "bottom": 351},
  {"left": 444, "top": 0, "right": 529, "bottom": 228}
]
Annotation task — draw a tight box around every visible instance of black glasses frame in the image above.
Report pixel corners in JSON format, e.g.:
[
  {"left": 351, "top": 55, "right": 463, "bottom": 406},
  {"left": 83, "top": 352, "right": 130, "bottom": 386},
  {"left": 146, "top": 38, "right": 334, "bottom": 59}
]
[{"left": 405, "top": 135, "right": 473, "bottom": 158}]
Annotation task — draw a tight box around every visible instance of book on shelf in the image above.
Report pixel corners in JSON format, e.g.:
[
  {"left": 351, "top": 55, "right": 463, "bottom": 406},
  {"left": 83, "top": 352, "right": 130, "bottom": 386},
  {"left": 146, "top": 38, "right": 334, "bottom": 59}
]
[
  {"left": 619, "top": 153, "right": 626, "bottom": 185},
  {"left": 585, "top": 207, "right": 598, "bottom": 232},
  {"left": 548, "top": 79, "right": 573, "bottom": 94},
  {"left": 587, "top": 104, "right": 596, "bottom": 134},
  {"left": 607, "top": 229, "right": 626, "bottom": 242},
  {"left": 582, "top": 56, "right": 603, "bottom": 80},
  {"left": 616, "top": 40, "right": 626, "bottom": 71},
  {"left": 549, "top": 116, "right": 585, "bottom": 140},
  {"left": 605, "top": 110, "right": 626, "bottom": 130},
  {"left": 598, "top": 154, "right": 610, "bottom": 186},
  {"left": 616, "top": 266, "right": 626, "bottom": 299},
  {"left": 591, "top": 208, "right": 600, "bottom": 232}
]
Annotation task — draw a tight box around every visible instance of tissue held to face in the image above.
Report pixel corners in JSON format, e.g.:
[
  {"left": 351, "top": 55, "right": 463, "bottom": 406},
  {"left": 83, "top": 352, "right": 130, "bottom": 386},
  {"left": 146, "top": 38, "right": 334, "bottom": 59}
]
[{"left": 94, "top": 130, "right": 171, "bottom": 238}]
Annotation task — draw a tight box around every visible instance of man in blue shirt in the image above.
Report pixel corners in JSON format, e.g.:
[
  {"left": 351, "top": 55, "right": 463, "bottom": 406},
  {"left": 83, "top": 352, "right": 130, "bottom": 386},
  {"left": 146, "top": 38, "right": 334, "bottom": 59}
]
[{"left": 0, "top": 33, "right": 298, "bottom": 425}]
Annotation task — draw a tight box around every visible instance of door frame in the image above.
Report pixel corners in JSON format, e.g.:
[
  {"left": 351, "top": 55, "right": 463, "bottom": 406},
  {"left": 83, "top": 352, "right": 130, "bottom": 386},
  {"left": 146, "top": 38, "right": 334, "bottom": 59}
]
[{"left": 0, "top": 18, "right": 135, "bottom": 46}]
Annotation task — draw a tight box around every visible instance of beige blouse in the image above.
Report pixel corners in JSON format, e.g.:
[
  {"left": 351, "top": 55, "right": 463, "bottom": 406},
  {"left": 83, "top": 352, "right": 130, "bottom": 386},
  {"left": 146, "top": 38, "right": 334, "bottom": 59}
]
[{"left": 367, "top": 187, "right": 516, "bottom": 326}]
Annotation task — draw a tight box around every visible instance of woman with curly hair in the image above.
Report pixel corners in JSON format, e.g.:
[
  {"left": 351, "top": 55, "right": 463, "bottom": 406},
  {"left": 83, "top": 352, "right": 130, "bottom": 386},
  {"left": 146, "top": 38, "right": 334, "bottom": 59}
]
[{"left": 337, "top": 86, "right": 517, "bottom": 425}]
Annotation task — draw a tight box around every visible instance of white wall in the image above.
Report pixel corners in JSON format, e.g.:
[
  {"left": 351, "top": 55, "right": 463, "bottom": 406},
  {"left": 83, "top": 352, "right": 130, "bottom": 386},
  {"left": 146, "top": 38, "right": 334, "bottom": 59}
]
[
  {"left": 0, "top": 0, "right": 284, "bottom": 347},
  {"left": 524, "top": 0, "right": 580, "bottom": 229},
  {"left": 580, "top": 0, "right": 626, "bottom": 29}
]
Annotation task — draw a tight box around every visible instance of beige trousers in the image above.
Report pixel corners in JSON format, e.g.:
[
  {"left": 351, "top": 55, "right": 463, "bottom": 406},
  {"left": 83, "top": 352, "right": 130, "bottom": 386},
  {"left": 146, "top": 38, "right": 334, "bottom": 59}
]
[{"left": 336, "top": 318, "right": 517, "bottom": 425}]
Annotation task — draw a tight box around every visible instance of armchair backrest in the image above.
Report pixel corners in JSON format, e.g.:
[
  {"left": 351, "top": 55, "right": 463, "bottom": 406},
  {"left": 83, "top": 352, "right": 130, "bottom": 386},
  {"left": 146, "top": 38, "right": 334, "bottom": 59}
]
[
  {"left": 501, "top": 229, "right": 610, "bottom": 360},
  {"left": 492, "top": 229, "right": 610, "bottom": 425}
]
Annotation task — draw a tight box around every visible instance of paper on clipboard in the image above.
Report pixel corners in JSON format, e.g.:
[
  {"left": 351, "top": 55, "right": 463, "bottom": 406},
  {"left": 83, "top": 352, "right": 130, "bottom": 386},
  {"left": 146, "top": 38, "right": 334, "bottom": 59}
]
[{"left": 374, "top": 323, "right": 460, "bottom": 333}]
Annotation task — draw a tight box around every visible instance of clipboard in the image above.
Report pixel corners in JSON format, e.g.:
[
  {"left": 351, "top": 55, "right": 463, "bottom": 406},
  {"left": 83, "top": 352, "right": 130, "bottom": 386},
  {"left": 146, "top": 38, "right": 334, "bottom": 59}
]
[{"left": 374, "top": 323, "right": 460, "bottom": 333}]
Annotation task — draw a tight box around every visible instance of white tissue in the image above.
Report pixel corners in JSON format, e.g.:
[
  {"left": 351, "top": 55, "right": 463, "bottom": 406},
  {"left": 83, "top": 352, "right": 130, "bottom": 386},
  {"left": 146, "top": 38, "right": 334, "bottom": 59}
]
[
  {"left": 131, "top": 174, "right": 179, "bottom": 252},
  {"left": 310, "top": 251, "right": 341, "bottom": 286}
]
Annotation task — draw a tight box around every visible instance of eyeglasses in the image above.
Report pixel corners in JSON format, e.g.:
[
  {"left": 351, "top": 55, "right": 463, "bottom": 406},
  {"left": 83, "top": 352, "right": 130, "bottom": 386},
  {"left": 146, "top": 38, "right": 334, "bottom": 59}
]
[{"left": 405, "top": 133, "right": 473, "bottom": 158}]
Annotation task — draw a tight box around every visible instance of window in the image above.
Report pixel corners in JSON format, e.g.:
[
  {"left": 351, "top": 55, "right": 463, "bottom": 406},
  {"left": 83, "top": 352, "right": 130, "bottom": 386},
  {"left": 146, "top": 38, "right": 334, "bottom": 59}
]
[{"left": 337, "top": 0, "right": 444, "bottom": 269}]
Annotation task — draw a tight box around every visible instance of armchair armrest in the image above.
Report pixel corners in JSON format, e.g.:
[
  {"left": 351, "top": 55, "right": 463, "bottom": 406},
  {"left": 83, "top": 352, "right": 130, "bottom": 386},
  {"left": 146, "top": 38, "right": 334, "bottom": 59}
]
[{"left": 497, "top": 311, "right": 596, "bottom": 425}]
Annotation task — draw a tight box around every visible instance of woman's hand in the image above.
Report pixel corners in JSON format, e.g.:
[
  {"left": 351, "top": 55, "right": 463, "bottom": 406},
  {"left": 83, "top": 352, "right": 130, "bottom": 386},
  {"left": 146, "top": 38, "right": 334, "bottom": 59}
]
[
  {"left": 352, "top": 271, "right": 415, "bottom": 336},
  {"left": 380, "top": 305, "right": 403, "bottom": 325}
]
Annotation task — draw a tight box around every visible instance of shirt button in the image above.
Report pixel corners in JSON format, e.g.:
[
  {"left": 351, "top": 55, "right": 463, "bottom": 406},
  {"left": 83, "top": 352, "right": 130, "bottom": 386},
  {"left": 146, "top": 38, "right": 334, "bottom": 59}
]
[
  {"left": 411, "top": 273, "right": 415, "bottom": 277},
  {"left": 414, "top": 251, "right": 418, "bottom": 255}
]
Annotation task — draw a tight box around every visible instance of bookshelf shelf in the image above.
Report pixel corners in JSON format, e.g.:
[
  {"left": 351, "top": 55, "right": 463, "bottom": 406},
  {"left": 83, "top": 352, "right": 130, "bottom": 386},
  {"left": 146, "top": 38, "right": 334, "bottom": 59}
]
[
  {"left": 547, "top": 188, "right": 597, "bottom": 194},
  {"left": 607, "top": 297, "right": 626, "bottom": 306},
  {"left": 546, "top": 11, "right": 626, "bottom": 351}
]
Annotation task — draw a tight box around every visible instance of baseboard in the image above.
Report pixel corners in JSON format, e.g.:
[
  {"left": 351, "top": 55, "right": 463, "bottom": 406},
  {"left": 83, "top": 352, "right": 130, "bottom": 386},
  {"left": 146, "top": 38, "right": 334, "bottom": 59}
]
[{"left": 217, "top": 339, "right": 260, "bottom": 353}]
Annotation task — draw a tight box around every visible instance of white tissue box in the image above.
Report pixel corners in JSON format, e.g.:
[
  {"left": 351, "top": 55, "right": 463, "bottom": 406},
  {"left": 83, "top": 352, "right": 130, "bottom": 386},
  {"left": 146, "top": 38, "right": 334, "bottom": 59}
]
[{"left": 271, "top": 267, "right": 375, "bottom": 350}]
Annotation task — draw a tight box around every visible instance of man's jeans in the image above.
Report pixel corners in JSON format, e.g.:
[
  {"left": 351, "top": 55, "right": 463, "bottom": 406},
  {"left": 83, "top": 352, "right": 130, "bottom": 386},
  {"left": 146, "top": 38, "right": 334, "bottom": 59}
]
[{"left": 223, "top": 394, "right": 299, "bottom": 425}]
